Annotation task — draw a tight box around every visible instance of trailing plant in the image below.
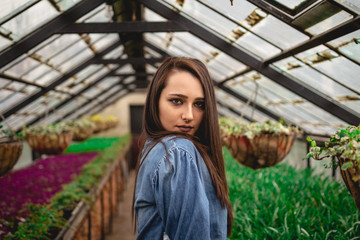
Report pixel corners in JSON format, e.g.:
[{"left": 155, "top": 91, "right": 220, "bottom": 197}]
[
  {"left": 63, "top": 119, "right": 94, "bottom": 131},
  {"left": 305, "top": 125, "right": 360, "bottom": 173},
  {"left": 0, "top": 125, "right": 23, "bottom": 142},
  {"left": 219, "top": 117, "right": 300, "bottom": 139},
  {"left": 22, "top": 122, "right": 72, "bottom": 136}
]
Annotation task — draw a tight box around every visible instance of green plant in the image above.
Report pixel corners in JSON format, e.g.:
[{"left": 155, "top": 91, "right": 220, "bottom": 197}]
[
  {"left": 23, "top": 122, "right": 72, "bottom": 136},
  {"left": 5, "top": 134, "right": 131, "bottom": 239},
  {"left": 219, "top": 117, "right": 301, "bottom": 139},
  {"left": 224, "top": 147, "right": 360, "bottom": 239},
  {"left": 63, "top": 119, "right": 94, "bottom": 130},
  {"left": 0, "top": 125, "right": 23, "bottom": 141},
  {"left": 305, "top": 125, "right": 360, "bottom": 173},
  {"left": 5, "top": 204, "right": 66, "bottom": 240}
]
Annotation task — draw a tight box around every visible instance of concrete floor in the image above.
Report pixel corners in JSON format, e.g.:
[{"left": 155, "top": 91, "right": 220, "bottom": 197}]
[{"left": 106, "top": 170, "right": 137, "bottom": 240}]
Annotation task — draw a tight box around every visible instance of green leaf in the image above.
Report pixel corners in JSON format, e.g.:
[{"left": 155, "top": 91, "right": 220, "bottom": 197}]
[
  {"left": 311, "top": 140, "right": 317, "bottom": 147},
  {"left": 341, "top": 161, "right": 353, "bottom": 171},
  {"left": 306, "top": 136, "right": 312, "bottom": 142}
]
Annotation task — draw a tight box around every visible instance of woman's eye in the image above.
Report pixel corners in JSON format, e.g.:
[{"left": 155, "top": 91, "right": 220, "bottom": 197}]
[
  {"left": 194, "top": 101, "right": 205, "bottom": 109},
  {"left": 170, "top": 99, "right": 182, "bottom": 105}
]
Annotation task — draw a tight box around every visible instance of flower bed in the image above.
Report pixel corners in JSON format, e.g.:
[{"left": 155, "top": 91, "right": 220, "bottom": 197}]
[
  {"left": 0, "top": 134, "right": 131, "bottom": 239},
  {"left": 225, "top": 147, "right": 360, "bottom": 239},
  {"left": 0, "top": 152, "right": 98, "bottom": 236}
]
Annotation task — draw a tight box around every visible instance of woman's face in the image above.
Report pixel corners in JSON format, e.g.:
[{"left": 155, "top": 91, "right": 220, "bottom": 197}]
[{"left": 158, "top": 71, "right": 205, "bottom": 136}]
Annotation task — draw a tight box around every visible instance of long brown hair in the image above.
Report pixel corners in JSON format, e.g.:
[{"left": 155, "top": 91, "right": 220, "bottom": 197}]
[{"left": 133, "top": 56, "right": 233, "bottom": 235}]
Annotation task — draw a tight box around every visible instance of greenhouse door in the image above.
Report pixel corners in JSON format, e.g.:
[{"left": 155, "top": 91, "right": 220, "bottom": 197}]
[{"left": 130, "top": 105, "right": 144, "bottom": 169}]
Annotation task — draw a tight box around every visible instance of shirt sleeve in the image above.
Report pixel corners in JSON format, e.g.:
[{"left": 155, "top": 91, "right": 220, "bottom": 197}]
[{"left": 152, "top": 147, "right": 211, "bottom": 240}]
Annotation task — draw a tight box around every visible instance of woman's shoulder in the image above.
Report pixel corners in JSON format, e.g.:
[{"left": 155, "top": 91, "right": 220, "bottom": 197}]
[{"left": 146, "top": 136, "right": 198, "bottom": 158}]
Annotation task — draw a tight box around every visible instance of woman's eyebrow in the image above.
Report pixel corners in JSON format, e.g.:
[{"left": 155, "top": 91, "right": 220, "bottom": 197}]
[
  {"left": 168, "top": 94, "right": 205, "bottom": 101},
  {"left": 168, "top": 93, "right": 187, "bottom": 98}
]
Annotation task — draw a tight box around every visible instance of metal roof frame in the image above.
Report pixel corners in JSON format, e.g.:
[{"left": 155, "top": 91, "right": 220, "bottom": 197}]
[
  {"left": 0, "top": 0, "right": 104, "bottom": 69},
  {"left": 2, "top": 39, "right": 122, "bottom": 118},
  {"left": 139, "top": 0, "right": 360, "bottom": 126}
]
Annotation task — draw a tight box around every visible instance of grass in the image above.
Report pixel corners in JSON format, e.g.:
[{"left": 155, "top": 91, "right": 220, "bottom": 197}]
[
  {"left": 224, "top": 147, "right": 360, "bottom": 239},
  {"left": 65, "top": 136, "right": 121, "bottom": 153}
]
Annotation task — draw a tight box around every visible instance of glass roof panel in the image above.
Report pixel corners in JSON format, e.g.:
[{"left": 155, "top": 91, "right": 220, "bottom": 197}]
[
  {"left": 4, "top": 57, "right": 39, "bottom": 78},
  {"left": 90, "top": 34, "right": 119, "bottom": 52},
  {"left": 98, "top": 77, "right": 119, "bottom": 89},
  {"left": 314, "top": 57, "right": 360, "bottom": 93},
  {"left": 0, "top": 37, "right": 12, "bottom": 52},
  {"left": 0, "top": 92, "right": 27, "bottom": 113},
  {"left": 82, "top": 87, "right": 101, "bottom": 99},
  {"left": 270, "top": 0, "right": 312, "bottom": 10},
  {"left": 144, "top": 8, "right": 167, "bottom": 21},
  {"left": 273, "top": 56, "right": 358, "bottom": 98},
  {"left": 83, "top": 4, "right": 112, "bottom": 22},
  {"left": 32, "top": 34, "right": 81, "bottom": 59},
  {"left": 83, "top": 66, "right": 111, "bottom": 85},
  {"left": 0, "top": 78, "right": 10, "bottom": 88},
  {"left": 35, "top": 70, "right": 62, "bottom": 86},
  {"left": 115, "top": 64, "right": 134, "bottom": 74},
  {"left": 235, "top": 32, "right": 281, "bottom": 59},
  {"left": 0, "top": 89, "right": 13, "bottom": 102},
  {"left": 207, "top": 53, "right": 247, "bottom": 78},
  {"left": 223, "top": 70, "right": 350, "bottom": 134},
  {"left": 164, "top": 0, "right": 237, "bottom": 36},
  {"left": 334, "top": 0, "right": 360, "bottom": 14},
  {"left": 103, "top": 45, "right": 124, "bottom": 59},
  {"left": 10, "top": 115, "right": 38, "bottom": 132},
  {"left": 56, "top": 0, "right": 82, "bottom": 11},
  {"left": 306, "top": 10, "right": 353, "bottom": 35},
  {"left": 2, "top": 0, "right": 35, "bottom": 20},
  {"left": 251, "top": 15, "right": 308, "bottom": 49},
  {"left": 200, "top": 0, "right": 257, "bottom": 23},
  {"left": 215, "top": 88, "right": 270, "bottom": 122},
  {"left": 1, "top": 1, "right": 59, "bottom": 41},
  {"left": 21, "top": 64, "right": 54, "bottom": 83},
  {"left": 57, "top": 48, "right": 94, "bottom": 72},
  {"left": 328, "top": 29, "right": 360, "bottom": 64},
  {"left": 217, "top": 106, "right": 245, "bottom": 121}
]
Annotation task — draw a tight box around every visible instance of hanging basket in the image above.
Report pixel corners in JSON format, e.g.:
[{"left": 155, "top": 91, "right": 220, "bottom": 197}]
[
  {"left": 26, "top": 131, "right": 73, "bottom": 155},
  {"left": 0, "top": 137, "right": 23, "bottom": 177},
  {"left": 226, "top": 132, "right": 296, "bottom": 169},
  {"left": 92, "top": 121, "right": 107, "bottom": 133},
  {"left": 73, "top": 126, "right": 93, "bottom": 142},
  {"left": 337, "top": 157, "right": 360, "bottom": 211}
]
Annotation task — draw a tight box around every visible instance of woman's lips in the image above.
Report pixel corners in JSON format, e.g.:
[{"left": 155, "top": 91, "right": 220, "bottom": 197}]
[{"left": 177, "top": 126, "right": 193, "bottom": 132}]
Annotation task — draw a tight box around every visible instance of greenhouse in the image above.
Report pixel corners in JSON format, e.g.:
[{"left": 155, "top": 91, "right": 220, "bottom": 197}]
[{"left": 0, "top": 0, "right": 360, "bottom": 239}]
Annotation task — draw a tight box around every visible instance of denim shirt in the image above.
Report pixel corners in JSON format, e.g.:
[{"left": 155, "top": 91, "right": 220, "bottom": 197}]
[{"left": 134, "top": 136, "right": 227, "bottom": 240}]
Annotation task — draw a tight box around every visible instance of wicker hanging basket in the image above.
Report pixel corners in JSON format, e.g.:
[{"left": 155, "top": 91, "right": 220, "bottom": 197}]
[
  {"left": 72, "top": 126, "right": 93, "bottom": 142},
  {"left": 26, "top": 131, "right": 73, "bottom": 155},
  {"left": 226, "top": 132, "right": 296, "bottom": 169},
  {"left": 92, "top": 121, "right": 107, "bottom": 133},
  {"left": 0, "top": 137, "right": 23, "bottom": 176},
  {"left": 337, "top": 157, "right": 360, "bottom": 211}
]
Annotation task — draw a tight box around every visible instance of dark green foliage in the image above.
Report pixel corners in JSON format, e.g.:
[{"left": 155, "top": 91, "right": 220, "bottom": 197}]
[{"left": 225, "top": 147, "right": 360, "bottom": 239}]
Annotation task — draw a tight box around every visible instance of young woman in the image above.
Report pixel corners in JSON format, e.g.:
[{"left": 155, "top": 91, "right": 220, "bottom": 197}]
[{"left": 134, "top": 57, "right": 233, "bottom": 239}]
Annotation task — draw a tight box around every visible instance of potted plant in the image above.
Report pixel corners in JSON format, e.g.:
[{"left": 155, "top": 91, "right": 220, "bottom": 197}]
[
  {"left": 305, "top": 125, "right": 360, "bottom": 211},
  {"left": 64, "top": 119, "right": 94, "bottom": 142},
  {"left": 219, "top": 117, "right": 300, "bottom": 169},
  {"left": 24, "top": 122, "right": 73, "bottom": 155},
  {"left": 0, "top": 125, "right": 23, "bottom": 176}
]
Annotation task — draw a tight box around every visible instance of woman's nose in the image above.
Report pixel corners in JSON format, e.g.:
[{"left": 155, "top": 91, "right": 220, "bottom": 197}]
[{"left": 182, "top": 105, "right": 194, "bottom": 122}]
